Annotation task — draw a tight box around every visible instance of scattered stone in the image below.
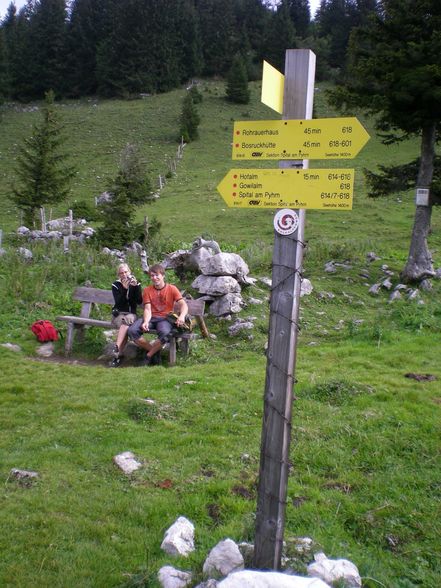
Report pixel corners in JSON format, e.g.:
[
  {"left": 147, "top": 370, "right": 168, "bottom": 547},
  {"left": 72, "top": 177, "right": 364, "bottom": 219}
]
[
  {"left": 161, "top": 516, "right": 195, "bottom": 557},
  {"left": 158, "top": 565, "right": 192, "bottom": 588},
  {"left": 228, "top": 320, "right": 254, "bottom": 336},
  {"left": 404, "top": 373, "right": 436, "bottom": 382},
  {"left": 300, "top": 278, "right": 313, "bottom": 296},
  {"left": 218, "top": 570, "right": 330, "bottom": 587},
  {"left": 247, "top": 297, "right": 263, "bottom": 305},
  {"left": 359, "top": 270, "right": 370, "bottom": 279},
  {"left": 407, "top": 289, "right": 420, "bottom": 300},
  {"left": 434, "top": 268, "right": 441, "bottom": 279},
  {"left": 307, "top": 552, "right": 361, "bottom": 588},
  {"left": 17, "top": 226, "right": 30, "bottom": 236},
  {"left": 203, "top": 538, "right": 244, "bottom": 578},
  {"left": 36, "top": 342, "right": 55, "bottom": 357},
  {"left": 324, "top": 261, "right": 336, "bottom": 273},
  {"left": 259, "top": 277, "right": 272, "bottom": 287},
  {"left": 0, "top": 343, "right": 22, "bottom": 352},
  {"left": 113, "top": 451, "right": 142, "bottom": 475},
  {"left": 10, "top": 468, "right": 39, "bottom": 480},
  {"left": 368, "top": 283, "right": 381, "bottom": 295},
  {"left": 389, "top": 290, "right": 402, "bottom": 303},
  {"left": 366, "top": 252, "right": 380, "bottom": 262},
  {"left": 317, "top": 291, "right": 335, "bottom": 300},
  {"left": 419, "top": 279, "right": 432, "bottom": 291},
  {"left": 381, "top": 278, "right": 393, "bottom": 290},
  {"left": 394, "top": 283, "right": 407, "bottom": 290},
  {"left": 17, "top": 247, "right": 33, "bottom": 260}
]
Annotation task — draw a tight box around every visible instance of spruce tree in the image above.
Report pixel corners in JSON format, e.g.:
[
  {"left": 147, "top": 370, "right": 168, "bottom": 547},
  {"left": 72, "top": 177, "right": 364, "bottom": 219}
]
[
  {"left": 95, "top": 143, "right": 153, "bottom": 248},
  {"left": 12, "top": 90, "right": 76, "bottom": 227},
  {"left": 179, "top": 91, "right": 200, "bottom": 143},
  {"left": 329, "top": 0, "right": 441, "bottom": 282},
  {"left": 226, "top": 53, "right": 250, "bottom": 104}
]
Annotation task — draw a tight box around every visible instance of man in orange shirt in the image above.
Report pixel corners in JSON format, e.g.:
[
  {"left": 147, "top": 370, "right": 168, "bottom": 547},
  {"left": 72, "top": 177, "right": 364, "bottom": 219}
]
[{"left": 128, "top": 264, "right": 188, "bottom": 366}]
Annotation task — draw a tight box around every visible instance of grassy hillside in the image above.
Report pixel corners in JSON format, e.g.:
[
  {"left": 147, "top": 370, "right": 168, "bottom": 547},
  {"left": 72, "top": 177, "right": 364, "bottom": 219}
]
[{"left": 0, "top": 81, "right": 440, "bottom": 588}]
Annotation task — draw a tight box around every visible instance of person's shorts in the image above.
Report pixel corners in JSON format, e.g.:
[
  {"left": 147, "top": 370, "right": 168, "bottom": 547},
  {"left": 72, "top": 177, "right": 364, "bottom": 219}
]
[
  {"left": 128, "top": 317, "right": 173, "bottom": 344},
  {"left": 111, "top": 312, "right": 137, "bottom": 328}
]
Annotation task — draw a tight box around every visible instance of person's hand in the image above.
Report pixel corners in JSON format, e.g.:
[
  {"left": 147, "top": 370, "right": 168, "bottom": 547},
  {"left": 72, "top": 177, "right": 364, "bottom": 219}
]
[
  {"left": 175, "top": 316, "right": 185, "bottom": 327},
  {"left": 141, "top": 321, "right": 149, "bottom": 332}
]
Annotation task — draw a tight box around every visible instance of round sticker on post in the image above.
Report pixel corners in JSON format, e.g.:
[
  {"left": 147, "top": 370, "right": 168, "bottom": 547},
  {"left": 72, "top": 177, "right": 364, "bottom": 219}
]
[{"left": 274, "top": 209, "right": 299, "bottom": 236}]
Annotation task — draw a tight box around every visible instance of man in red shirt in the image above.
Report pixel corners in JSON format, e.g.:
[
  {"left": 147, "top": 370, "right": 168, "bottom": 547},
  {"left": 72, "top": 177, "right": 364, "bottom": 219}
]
[{"left": 128, "top": 264, "right": 188, "bottom": 365}]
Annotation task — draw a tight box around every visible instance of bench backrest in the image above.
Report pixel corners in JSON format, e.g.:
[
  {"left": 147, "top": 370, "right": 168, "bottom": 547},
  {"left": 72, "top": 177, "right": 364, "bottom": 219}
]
[{"left": 72, "top": 286, "right": 205, "bottom": 317}]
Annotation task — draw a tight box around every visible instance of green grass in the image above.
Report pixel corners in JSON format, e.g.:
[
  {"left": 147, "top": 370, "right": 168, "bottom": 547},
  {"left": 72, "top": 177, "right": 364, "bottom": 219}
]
[{"left": 0, "top": 80, "right": 440, "bottom": 587}]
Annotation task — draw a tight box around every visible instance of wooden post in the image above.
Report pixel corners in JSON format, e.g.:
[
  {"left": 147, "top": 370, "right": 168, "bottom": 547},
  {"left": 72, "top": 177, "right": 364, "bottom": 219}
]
[
  {"left": 40, "top": 207, "right": 46, "bottom": 231},
  {"left": 68, "top": 209, "right": 73, "bottom": 237},
  {"left": 254, "top": 49, "right": 316, "bottom": 570}
]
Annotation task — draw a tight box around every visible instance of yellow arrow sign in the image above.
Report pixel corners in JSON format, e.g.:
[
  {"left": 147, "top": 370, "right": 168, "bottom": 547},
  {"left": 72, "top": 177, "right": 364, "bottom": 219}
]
[
  {"left": 232, "top": 117, "right": 370, "bottom": 160},
  {"left": 217, "top": 168, "right": 354, "bottom": 209}
]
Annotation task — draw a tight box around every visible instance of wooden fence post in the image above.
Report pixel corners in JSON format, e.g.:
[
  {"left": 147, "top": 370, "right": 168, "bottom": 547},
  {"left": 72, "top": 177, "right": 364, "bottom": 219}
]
[{"left": 253, "top": 49, "right": 316, "bottom": 570}]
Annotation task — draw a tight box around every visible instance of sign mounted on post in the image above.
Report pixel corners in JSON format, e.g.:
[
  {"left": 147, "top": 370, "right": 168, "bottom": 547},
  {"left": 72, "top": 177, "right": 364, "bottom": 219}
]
[
  {"left": 217, "top": 168, "right": 354, "bottom": 209},
  {"left": 274, "top": 209, "right": 299, "bottom": 235},
  {"left": 232, "top": 117, "right": 370, "bottom": 160}
]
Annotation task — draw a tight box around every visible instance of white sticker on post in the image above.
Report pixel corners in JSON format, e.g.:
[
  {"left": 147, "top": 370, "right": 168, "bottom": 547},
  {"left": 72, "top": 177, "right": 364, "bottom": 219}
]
[
  {"left": 274, "top": 209, "right": 299, "bottom": 235},
  {"left": 416, "top": 188, "right": 429, "bottom": 206}
]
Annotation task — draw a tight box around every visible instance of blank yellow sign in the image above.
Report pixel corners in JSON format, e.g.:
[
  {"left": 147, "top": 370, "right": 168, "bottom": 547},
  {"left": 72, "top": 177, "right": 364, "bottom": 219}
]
[{"left": 261, "top": 61, "right": 284, "bottom": 114}]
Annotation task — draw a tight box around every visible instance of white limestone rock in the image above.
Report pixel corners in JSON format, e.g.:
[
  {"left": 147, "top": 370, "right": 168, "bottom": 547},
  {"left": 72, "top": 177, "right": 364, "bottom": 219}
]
[
  {"left": 217, "top": 570, "right": 330, "bottom": 588},
  {"left": 160, "top": 516, "right": 195, "bottom": 557},
  {"left": 203, "top": 538, "right": 244, "bottom": 578},
  {"left": 300, "top": 278, "right": 313, "bottom": 296},
  {"left": 158, "top": 565, "right": 192, "bottom": 588},
  {"left": 192, "top": 275, "right": 241, "bottom": 296},
  {"left": 0, "top": 343, "right": 22, "bottom": 353},
  {"left": 307, "top": 552, "right": 361, "bottom": 588},
  {"left": 113, "top": 451, "right": 142, "bottom": 474},
  {"left": 200, "top": 253, "right": 249, "bottom": 282},
  {"left": 209, "top": 294, "right": 243, "bottom": 316}
]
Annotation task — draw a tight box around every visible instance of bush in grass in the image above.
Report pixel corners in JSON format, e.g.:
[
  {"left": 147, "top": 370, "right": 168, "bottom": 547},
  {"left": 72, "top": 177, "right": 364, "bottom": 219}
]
[
  {"left": 127, "top": 398, "right": 160, "bottom": 423},
  {"left": 302, "top": 379, "right": 374, "bottom": 406}
]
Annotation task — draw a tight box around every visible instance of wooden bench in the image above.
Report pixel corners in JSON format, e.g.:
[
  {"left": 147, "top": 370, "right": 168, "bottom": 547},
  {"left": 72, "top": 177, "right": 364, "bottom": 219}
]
[{"left": 56, "top": 286, "right": 207, "bottom": 366}]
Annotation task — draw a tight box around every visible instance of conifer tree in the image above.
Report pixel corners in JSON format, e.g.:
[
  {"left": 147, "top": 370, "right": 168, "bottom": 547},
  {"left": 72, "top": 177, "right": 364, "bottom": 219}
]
[
  {"left": 95, "top": 143, "right": 153, "bottom": 248},
  {"left": 226, "top": 53, "right": 250, "bottom": 104},
  {"left": 179, "top": 91, "right": 200, "bottom": 143},
  {"left": 12, "top": 90, "right": 76, "bottom": 227},
  {"left": 29, "top": 0, "right": 69, "bottom": 97},
  {"left": 329, "top": 0, "right": 441, "bottom": 282}
]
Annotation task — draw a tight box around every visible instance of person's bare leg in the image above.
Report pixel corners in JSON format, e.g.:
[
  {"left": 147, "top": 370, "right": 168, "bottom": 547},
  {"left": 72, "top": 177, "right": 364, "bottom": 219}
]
[
  {"left": 146, "top": 339, "right": 162, "bottom": 358},
  {"left": 115, "top": 325, "right": 129, "bottom": 355},
  {"left": 134, "top": 336, "right": 152, "bottom": 353}
]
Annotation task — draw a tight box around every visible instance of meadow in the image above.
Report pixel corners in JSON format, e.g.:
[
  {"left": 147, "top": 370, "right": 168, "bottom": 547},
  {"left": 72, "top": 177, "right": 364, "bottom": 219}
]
[{"left": 0, "top": 80, "right": 440, "bottom": 587}]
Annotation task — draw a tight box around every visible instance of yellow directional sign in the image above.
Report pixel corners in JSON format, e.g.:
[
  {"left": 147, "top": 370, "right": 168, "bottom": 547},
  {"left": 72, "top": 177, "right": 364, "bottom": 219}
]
[
  {"left": 217, "top": 168, "right": 354, "bottom": 209},
  {"left": 232, "top": 117, "right": 370, "bottom": 160}
]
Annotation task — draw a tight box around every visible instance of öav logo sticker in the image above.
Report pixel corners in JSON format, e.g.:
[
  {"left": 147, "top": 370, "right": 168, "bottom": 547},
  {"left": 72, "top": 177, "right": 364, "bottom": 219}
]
[{"left": 274, "top": 209, "right": 299, "bottom": 235}]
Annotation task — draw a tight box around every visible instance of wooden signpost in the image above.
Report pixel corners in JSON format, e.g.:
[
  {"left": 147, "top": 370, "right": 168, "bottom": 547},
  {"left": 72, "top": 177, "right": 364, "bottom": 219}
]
[{"left": 216, "top": 48, "right": 370, "bottom": 571}]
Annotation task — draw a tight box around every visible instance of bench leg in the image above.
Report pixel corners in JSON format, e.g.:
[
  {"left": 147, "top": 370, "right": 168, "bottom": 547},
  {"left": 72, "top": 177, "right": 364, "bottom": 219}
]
[
  {"left": 168, "top": 337, "right": 177, "bottom": 366},
  {"left": 65, "top": 323, "right": 74, "bottom": 355}
]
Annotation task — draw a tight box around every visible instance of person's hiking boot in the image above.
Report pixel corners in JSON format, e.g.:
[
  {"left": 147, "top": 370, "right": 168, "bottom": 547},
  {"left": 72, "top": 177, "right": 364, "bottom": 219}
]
[
  {"left": 109, "top": 356, "right": 123, "bottom": 368},
  {"left": 143, "top": 352, "right": 161, "bottom": 367}
]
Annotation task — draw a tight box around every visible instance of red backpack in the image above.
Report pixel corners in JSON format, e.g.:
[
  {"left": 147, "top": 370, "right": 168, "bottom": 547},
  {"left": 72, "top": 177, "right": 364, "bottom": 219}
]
[{"left": 31, "top": 320, "right": 59, "bottom": 343}]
